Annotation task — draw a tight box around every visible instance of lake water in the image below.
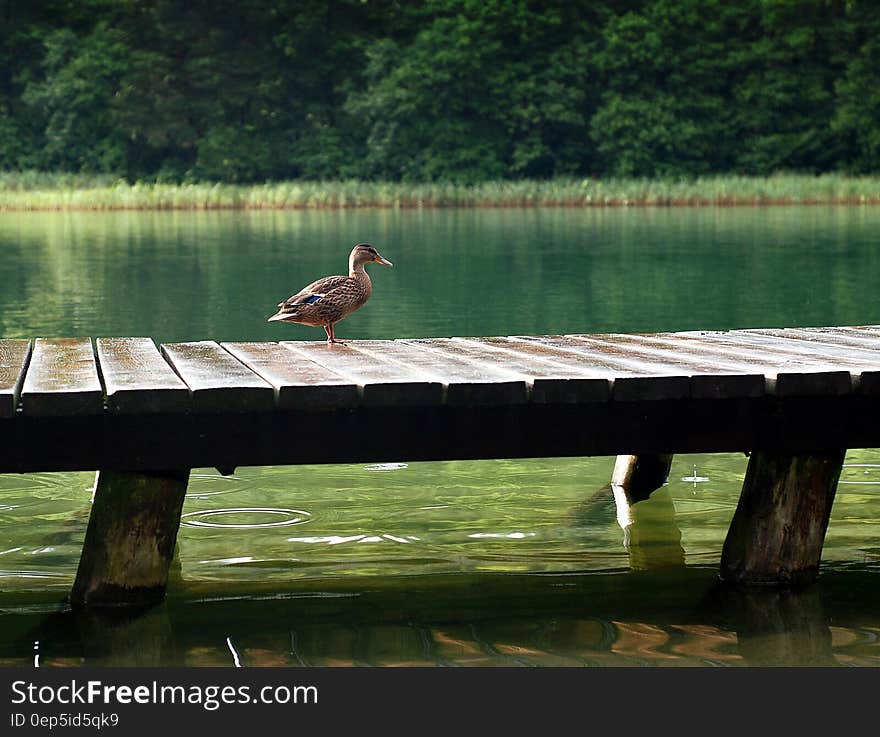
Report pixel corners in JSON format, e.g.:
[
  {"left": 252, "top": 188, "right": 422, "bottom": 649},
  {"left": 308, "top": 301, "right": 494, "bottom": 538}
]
[{"left": 1, "top": 206, "right": 880, "bottom": 666}]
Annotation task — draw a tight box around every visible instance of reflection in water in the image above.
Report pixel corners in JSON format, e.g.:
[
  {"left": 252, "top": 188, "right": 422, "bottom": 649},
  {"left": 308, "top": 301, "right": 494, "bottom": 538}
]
[
  {"left": 180, "top": 508, "right": 312, "bottom": 529},
  {"left": 2, "top": 568, "right": 878, "bottom": 667},
  {"left": 614, "top": 487, "right": 686, "bottom": 571},
  {"left": 703, "top": 585, "right": 837, "bottom": 667},
  {"left": 2, "top": 208, "right": 880, "bottom": 665},
  {"left": 610, "top": 454, "right": 686, "bottom": 571}
]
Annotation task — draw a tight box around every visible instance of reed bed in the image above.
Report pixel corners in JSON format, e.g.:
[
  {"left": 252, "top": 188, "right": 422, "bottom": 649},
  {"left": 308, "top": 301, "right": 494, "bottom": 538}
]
[{"left": 2, "top": 173, "right": 880, "bottom": 210}]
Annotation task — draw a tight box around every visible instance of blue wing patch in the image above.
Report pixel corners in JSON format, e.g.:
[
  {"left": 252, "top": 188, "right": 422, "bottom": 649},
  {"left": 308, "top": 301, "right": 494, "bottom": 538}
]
[{"left": 304, "top": 295, "right": 322, "bottom": 304}]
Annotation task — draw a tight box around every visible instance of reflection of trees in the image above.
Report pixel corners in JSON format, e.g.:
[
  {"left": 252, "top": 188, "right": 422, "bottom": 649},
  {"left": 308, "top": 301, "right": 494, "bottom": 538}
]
[{"left": 2, "top": 207, "right": 879, "bottom": 345}]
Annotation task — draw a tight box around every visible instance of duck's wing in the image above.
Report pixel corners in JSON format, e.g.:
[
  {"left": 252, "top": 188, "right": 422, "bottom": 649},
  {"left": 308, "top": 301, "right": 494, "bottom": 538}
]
[
  {"left": 268, "top": 275, "right": 350, "bottom": 321},
  {"left": 279, "top": 275, "right": 349, "bottom": 308}
]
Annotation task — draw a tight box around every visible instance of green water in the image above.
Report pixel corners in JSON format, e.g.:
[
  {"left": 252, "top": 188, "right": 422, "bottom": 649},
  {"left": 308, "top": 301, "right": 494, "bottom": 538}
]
[{"left": 1, "top": 206, "right": 880, "bottom": 667}]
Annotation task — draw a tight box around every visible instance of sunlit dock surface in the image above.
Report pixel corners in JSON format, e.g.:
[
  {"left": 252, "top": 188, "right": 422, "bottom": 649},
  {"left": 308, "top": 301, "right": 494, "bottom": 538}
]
[
  {"left": 2, "top": 325, "right": 879, "bottom": 472},
  {"left": 1, "top": 325, "right": 879, "bottom": 608}
]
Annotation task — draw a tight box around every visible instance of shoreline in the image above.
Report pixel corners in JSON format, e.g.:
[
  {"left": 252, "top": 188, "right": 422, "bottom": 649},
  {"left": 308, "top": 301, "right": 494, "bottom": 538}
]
[{"left": 2, "top": 174, "right": 880, "bottom": 211}]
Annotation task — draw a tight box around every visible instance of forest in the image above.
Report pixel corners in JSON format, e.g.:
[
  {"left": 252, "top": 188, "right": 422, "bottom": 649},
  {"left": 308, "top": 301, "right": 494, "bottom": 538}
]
[{"left": 1, "top": 0, "right": 878, "bottom": 183}]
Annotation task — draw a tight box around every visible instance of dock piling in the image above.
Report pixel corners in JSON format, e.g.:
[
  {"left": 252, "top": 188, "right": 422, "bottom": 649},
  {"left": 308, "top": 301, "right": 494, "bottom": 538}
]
[
  {"left": 611, "top": 454, "right": 674, "bottom": 504},
  {"left": 720, "top": 450, "right": 845, "bottom": 586},
  {"left": 71, "top": 469, "right": 190, "bottom": 608}
]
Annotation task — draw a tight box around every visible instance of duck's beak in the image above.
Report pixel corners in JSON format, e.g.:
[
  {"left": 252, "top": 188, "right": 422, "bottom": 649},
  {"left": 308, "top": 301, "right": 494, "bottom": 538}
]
[{"left": 376, "top": 256, "right": 393, "bottom": 267}]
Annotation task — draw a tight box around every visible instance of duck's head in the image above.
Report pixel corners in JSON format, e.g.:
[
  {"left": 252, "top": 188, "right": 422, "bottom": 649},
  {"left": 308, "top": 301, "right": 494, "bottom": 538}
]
[{"left": 350, "top": 242, "right": 393, "bottom": 268}]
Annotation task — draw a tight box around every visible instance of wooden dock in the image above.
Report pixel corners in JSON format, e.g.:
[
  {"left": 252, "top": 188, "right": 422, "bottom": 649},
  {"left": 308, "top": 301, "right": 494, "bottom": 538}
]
[{"left": 1, "top": 325, "right": 879, "bottom": 606}]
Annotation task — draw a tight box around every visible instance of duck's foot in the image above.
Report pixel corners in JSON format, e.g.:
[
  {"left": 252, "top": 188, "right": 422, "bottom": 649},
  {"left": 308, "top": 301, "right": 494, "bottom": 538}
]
[{"left": 327, "top": 337, "right": 346, "bottom": 345}]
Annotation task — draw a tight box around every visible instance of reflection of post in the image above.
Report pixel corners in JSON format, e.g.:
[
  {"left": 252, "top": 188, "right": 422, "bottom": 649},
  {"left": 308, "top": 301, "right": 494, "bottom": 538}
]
[
  {"left": 611, "top": 454, "right": 685, "bottom": 570},
  {"left": 707, "top": 584, "right": 836, "bottom": 666},
  {"left": 74, "top": 605, "right": 178, "bottom": 666}
]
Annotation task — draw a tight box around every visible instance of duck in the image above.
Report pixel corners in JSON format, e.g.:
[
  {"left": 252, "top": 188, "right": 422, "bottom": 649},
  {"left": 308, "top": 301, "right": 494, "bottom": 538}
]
[{"left": 267, "top": 242, "right": 393, "bottom": 343}]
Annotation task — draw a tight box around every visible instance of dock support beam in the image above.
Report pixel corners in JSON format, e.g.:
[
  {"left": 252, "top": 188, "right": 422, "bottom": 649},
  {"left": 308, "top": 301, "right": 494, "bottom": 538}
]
[
  {"left": 720, "top": 450, "right": 845, "bottom": 587},
  {"left": 71, "top": 469, "right": 190, "bottom": 608},
  {"left": 611, "top": 454, "right": 674, "bottom": 505}
]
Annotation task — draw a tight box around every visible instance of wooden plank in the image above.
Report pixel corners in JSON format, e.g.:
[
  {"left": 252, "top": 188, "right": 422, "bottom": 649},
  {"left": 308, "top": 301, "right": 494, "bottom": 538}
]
[
  {"left": 732, "top": 328, "right": 880, "bottom": 363},
  {"left": 281, "top": 341, "right": 443, "bottom": 407},
  {"left": 20, "top": 337, "right": 103, "bottom": 416},
  {"left": 752, "top": 327, "right": 880, "bottom": 351},
  {"left": 223, "top": 341, "right": 359, "bottom": 410},
  {"left": 161, "top": 341, "right": 274, "bottom": 412},
  {"left": 820, "top": 326, "right": 880, "bottom": 345},
  {"left": 695, "top": 330, "right": 861, "bottom": 396},
  {"left": 511, "top": 335, "right": 690, "bottom": 401},
  {"left": 743, "top": 328, "right": 880, "bottom": 394},
  {"left": 565, "top": 334, "right": 766, "bottom": 400},
  {"left": 349, "top": 339, "right": 528, "bottom": 406},
  {"left": 625, "top": 332, "right": 854, "bottom": 397},
  {"left": 448, "top": 336, "right": 617, "bottom": 401},
  {"left": 97, "top": 337, "right": 190, "bottom": 414},
  {"left": 445, "top": 337, "right": 610, "bottom": 403},
  {"left": 861, "top": 371, "right": 880, "bottom": 396},
  {"left": 0, "top": 339, "right": 31, "bottom": 418}
]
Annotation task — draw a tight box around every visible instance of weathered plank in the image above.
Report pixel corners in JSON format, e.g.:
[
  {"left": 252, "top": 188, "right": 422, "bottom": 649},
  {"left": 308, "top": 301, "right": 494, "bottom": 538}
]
[
  {"left": 862, "top": 371, "right": 880, "bottom": 396},
  {"left": 729, "top": 329, "right": 880, "bottom": 364},
  {"left": 512, "top": 335, "right": 691, "bottom": 401},
  {"left": 0, "top": 339, "right": 31, "bottom": 418},
  {"left": 698, "top": 331, "right": 858, "bottom": 397},
  {"left": 822, "top": 326, "right": 880, "bottom": 344},
  {"left": 223, "top": 341, "right": 359, "bottom": 410},
  {"left": 743, "top": 328, "right": 880, "bottom": 395},
  {"left": 627, "top": 331, "right": 854, "bottom": 397},
  {"left": 281, "top": 341, "right": 443, "bottom": 407},
  {"left": 20, "top": 337, "right": 103, "bottom": 416},
  {"left": 347, "top": 339, "right": 527, "bottom": 406},
  {"left": 447, "top": 336, "right": 614, "bottom": 402},
  {"left": 97, "top": 337, "right": 190, "bottom": 414},
  {"left": 565, "top": 334, "right": 766, "bottom": 400},
  {"left": 161, "top": 341, "right": 274, "bottom": 412},
  {"left": 445, "top": 337, "right": 611, "bottom": 403},
  {"left": 750, "top": 327, "right": 880, "bottom": 352}
]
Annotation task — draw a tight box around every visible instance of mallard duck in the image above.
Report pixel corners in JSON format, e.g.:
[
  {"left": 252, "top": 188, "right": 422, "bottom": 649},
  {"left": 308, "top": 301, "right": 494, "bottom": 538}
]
[{"left": 267, "top": 243, "right": 393, "bottom": 343}]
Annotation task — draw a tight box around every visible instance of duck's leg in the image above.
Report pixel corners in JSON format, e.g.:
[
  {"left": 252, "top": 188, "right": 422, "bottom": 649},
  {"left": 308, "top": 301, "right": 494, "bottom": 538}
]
[
  {"left": 328, "top": 323, "right": 343, "bottom": 344},
  {"left": 323, "top": 325, "right": 332, "bottom": 342}
]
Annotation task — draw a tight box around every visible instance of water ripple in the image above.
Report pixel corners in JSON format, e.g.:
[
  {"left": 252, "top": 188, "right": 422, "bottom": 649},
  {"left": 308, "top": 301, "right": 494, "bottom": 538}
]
[{"left": 181, "top": 507, "right": 312, "bottom": 530}]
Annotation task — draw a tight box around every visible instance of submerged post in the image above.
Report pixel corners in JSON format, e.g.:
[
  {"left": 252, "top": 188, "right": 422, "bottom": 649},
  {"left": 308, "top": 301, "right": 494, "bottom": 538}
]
[
  {"left": 611, "top": 454, "right": 674, "bottom": 505},
  {"left": 720, "top": 450, "right": 845, "bottom": 587},
  {"left": 611, "top": 454, "right": 683, "bottom": 569},
  {"left": 71, "top": 469, "right": 190, "bottom": 608}
]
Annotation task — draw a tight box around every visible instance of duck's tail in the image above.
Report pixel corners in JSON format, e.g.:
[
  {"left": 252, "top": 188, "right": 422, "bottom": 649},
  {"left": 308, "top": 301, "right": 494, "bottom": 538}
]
[{"left": 267, "top": 309, "right": 293, "bottom": 322}]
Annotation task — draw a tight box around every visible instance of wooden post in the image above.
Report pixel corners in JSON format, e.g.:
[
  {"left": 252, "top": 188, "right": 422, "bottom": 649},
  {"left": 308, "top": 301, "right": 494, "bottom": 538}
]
[
  {"left": 611, "top": 454, "right": 674, "bottom": 504},
  {"left": 611, "top": 454, "right": 683, "bottom": 570},
  {"left": 71, "top": 469, "right": 190, "bottom": 608},
  {"left": 721, "top": 450, "right": 845, "bottom": 586}
]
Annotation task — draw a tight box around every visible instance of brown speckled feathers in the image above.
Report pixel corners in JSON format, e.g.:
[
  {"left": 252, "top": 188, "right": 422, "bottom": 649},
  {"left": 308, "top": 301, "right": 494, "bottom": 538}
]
[
  {"left": 267, "top": 243, "right": 392, "bottom": 343},
  {"left": 273, "top": 273, "right": 371, "bottom": 326}
]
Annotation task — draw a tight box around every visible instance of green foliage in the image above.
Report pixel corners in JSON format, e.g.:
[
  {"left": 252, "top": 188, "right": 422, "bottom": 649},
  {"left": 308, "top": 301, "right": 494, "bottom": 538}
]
[
  {"left": 3, "top": 172, "right": 880, "bottom": 210},
  {"left": 0, "top": 1, "right": 878, "bottom": 180}
]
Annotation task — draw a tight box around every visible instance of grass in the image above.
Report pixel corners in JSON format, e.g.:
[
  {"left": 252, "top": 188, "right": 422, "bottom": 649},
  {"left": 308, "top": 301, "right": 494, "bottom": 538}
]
[{"left": 1, "top": 172, "right": 880, "bottom": 210}]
